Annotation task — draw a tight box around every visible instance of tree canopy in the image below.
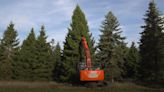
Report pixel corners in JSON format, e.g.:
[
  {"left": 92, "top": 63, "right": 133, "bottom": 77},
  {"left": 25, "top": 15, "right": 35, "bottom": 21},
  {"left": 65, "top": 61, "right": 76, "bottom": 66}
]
[{"left": 139, "top": 1, "right": 164, "bottom": 82}]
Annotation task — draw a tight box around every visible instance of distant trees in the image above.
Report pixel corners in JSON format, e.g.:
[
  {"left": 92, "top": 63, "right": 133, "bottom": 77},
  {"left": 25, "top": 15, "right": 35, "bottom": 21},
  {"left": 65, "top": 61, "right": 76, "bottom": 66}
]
[
  {"left": 124, "top": 42, "right": 139, "bottom": 79},
  {"left": 139, "top": 1, "right": 164, "bottom": 83},
  {"left": 53, "top": 42, "right": 62, "bottom": 81},
  {"left": 97, "top": 11, "right": 126, "bottom": 82},
  {"left": 0, "top": 24, "right": 62, "bottom": 81}
]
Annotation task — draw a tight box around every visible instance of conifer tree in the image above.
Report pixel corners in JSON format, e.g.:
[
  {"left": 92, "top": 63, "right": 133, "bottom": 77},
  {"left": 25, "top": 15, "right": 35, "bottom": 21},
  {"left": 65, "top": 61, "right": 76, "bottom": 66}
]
[
  {"left": 0, "top": 22, "right": 19, "bottom": 80},
  {"left": 34, "top": 25, "right": 54, "bottom": 80},
  {"left": 124, "top": 42, "right": 139, "bottom": 79},
  {"left": 139, "top": 1, "right": 164, "bottom": 82},
  {"left": 15, "top": 28, "right": 37, "bottom": 80},
  {"left": 61, "top": 5, "right": 95, "bottom": 82},
  {"left": 53, "top": 42, "right": 62, "bottom": 81},
  {"left": 97, "top": 11, "right": 126, "bottom": 82}
]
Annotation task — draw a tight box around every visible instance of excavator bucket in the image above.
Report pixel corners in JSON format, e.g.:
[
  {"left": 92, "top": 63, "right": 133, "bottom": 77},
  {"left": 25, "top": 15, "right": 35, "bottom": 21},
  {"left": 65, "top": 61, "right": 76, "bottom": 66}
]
[{"left": 80, "top": 70, "right": 104, "bottom": 81}]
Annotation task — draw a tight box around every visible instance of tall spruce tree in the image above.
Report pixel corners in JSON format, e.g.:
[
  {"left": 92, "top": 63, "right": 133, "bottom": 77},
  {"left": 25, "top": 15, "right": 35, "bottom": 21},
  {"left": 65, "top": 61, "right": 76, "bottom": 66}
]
[
  {"left": 97, "top": 11, "right": 126, "bottom": 82},
  {"left": 158, "top": 16, "right": 164, "bottom": 82},
  {"left": 61, "top": 5, "right": 95, "bottom": 82},
  {"left": 0, "top": 22, "right": 19, "bottom": 80},
  {"left": 139, "top": 1, "right": 164, "bottom": 82},
  {"left": 34, "top": 25, "right": 54, "bottom": 80},
  {"left": 124, "top": 42, "right": 139, "bottom": 79},
  {"left": 15, "top": 28, "right": 37, "bottom": 80}
]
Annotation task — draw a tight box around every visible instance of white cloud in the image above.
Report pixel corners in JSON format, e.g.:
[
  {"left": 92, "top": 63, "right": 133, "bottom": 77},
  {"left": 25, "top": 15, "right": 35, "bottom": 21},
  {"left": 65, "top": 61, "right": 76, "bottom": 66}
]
[{"left": 0, "top": 0, "right": 76, "bottom": 42}]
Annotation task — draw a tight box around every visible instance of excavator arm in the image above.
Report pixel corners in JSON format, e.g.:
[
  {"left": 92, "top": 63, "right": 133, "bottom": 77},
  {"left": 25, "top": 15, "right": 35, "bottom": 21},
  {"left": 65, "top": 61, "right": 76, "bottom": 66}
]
[{"left": 81, "top": 36, "right": 92, "bottom": 69}]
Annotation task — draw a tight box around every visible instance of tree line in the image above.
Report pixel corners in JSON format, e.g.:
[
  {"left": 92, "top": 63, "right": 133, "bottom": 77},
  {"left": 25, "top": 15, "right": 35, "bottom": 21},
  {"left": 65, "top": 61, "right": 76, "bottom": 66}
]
[{"left": 0, "top": 1, "right": 163, "bottom": 84}]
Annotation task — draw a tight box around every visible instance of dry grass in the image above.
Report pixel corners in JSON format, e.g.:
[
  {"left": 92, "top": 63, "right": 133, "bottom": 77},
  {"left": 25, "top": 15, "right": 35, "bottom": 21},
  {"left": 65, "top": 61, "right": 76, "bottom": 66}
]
[
  {"left": 0, "top": 81, "right": 163, "bottom": 92},
  {"left": 0, "top": 81, "right": 62, "bottom": 87}
]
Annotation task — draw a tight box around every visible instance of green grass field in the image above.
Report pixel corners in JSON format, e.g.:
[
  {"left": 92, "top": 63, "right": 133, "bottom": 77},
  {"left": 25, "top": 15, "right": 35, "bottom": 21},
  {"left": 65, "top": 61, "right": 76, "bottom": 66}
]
[{"left": 0, "top": 81, "right": 163, "bottom": 92}]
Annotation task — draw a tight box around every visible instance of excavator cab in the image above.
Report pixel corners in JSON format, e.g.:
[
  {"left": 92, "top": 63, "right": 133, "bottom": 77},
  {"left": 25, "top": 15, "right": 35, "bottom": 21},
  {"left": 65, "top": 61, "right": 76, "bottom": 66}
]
[{"left": 79, "top": 36, "right": 104, "bottom": 81}]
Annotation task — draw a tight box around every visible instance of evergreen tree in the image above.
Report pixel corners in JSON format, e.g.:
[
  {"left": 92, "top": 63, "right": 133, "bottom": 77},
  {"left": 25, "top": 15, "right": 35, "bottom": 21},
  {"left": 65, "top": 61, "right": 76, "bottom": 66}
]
[
  {"left": 14, "top": 28, "right": 37, "bottom": 80},
  {"left": 34, "top": 25, "right": 54, "bottom": 80},
  {"left": 112, "top": 42, "right": 127, "bottom": 79},
  {"left": 61, "top": 5, "right": 95, "bottom": 82},
  {"left": 97, "top": 11, "right": 126, "bottom": 82},
  {"left": 158, "top": 29, "right": 164, "bottom": 83},
  {"left": 139, "top": 1, "right": 164, "bottom": 82},
  {"left": 0, "top": 22, "right": 19, "bottom": 80},
  {"left": 53, "top": 42, "right": 62, "bottom": 81},
  {"left": 124, "top": 42, "right": 139, "bottom": 79}
]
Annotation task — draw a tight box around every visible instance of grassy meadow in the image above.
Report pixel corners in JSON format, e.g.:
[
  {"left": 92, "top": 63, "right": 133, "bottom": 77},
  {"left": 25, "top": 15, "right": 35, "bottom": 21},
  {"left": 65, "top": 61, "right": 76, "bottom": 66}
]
[{"left": 0, "top": 81, "right": 163, "bottom": 92}]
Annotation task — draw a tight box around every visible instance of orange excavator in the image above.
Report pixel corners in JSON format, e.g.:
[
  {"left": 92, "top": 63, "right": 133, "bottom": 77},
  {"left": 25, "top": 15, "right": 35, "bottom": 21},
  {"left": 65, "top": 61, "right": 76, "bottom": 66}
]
[{"left": 79, "top": 36, "right": 104, "bottom": 82}]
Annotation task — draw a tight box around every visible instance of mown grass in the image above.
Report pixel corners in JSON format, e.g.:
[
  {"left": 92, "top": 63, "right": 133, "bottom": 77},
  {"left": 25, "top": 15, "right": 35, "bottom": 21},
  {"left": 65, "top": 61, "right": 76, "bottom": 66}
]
[{"left": 0, "top": 81, "right": 163, "bottom": 92}]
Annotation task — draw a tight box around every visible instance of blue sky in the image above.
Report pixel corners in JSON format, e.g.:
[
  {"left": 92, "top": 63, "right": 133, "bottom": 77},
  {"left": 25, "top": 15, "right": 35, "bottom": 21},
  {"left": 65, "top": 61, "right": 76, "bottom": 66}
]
[{"left": 0, "top": 0, "right": 164, "bottom": 47}]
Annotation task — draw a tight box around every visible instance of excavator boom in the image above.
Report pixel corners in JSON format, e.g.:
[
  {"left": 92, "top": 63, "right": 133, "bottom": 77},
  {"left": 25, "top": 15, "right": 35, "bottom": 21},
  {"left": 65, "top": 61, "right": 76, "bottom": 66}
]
[{"left": 81, "top": 36, "right": 92, "bottom": 69}]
